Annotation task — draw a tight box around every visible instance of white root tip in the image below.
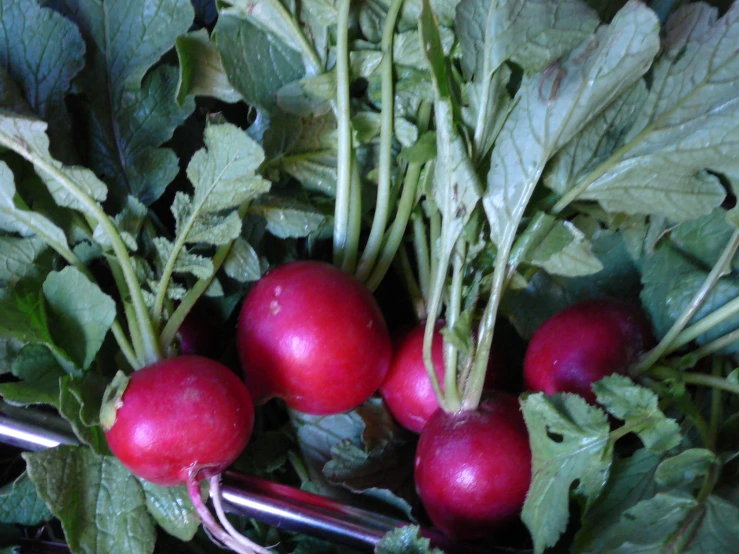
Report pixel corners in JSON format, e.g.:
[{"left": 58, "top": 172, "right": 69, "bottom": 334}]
[
  {"left": 187, "top": 473, "right": 269, "bottom": 554},
  {"left": 210, "top": 475, "right": 275, "bottom": 554}
]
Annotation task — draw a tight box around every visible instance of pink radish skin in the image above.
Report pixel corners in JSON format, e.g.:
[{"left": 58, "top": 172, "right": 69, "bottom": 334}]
[
  {"left": 414, "top": 392, "right": 532, "bottom": 539},
  {"left": 103, "top": 356, "right": 254, "bottom": 487},
  {"left": 237, "top": 261, "right": 392, "bottom": 415},
  {"left": 524, "top": 298, "right": 653, "bottom": 403}
]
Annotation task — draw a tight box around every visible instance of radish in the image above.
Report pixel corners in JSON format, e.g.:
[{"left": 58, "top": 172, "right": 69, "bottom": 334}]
[
  {"left": 524, "top": 297, "right": 653, "bottom": 403},
  {"left": 101, "top": 356, "right": 269, "bottom": 554},
  {"left": 379, "top": 322, "right": 510, "bottom": 433},
  {"left": 236, "top": 260, "right": 392, "bottom": 415},
  {"left": 414, "top": 392, "right": 531, "bottom": 539}
]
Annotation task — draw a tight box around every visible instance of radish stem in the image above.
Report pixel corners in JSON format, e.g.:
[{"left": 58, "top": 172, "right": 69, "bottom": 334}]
[
  {"left": 648, "top": 366, "right": 739, "bottom": 397},
  {"left": 210, "top": 476, "right": 273, "bottom": 554},
  {"left": 690, "top": 328, "right": 739, "bottom": 360},
  {"left": 395, "top": 246, "right": 428, "bottom": 321},
  {"left": 333, "top": 0, "right": 354, "bottom": 269},
  {"left": 366, "top": 101, "right": 432, "bottom": 291},
  {"left": 355, "top": 0, "right": 404, "bottom": 282},
  {"left": 159, "top": 202, "right": 248, "bottom": 352},
  {"left": 341, "top": 160, "right": 362, "bottom": 273},
  {"left": 412, "top": 210, "right": 431, "bottom": 303},
  {"left": 443, "top": 241, "right": 465, "bottom": 406},
  {"left": 187, "top": 475, "right": 266, "bottom": 554}
]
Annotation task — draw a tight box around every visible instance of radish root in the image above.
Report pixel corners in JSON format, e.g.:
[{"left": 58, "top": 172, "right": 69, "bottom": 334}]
[{"left": 187, "top": 473, "right": 272, "bottom": 554}]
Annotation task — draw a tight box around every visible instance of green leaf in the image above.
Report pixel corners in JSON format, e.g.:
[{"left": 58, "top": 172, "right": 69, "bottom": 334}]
[
  {"left": 252, "top": 196, "right": 327, "bottom": 239},
  {"left": 223, "top": 237, "right": 262, "bottom": 283},
  {"left": 0, "top": 288, "right": 74, "bottom": 372},
  {"left": 214, "top": 14, "right": 305, "bottom": 113},
  {"left": 159, "top": 123, "right": 269, "bottom": 287},
  {"left": 185, "top": 123, "right": 270, "bottom": 214},
  {"left": 0, "top": 344, "right": 64, "bottom": 406},
  {"left": 0, "top": 65, "right": 33, "bottom": 115},
  {"left": 399, "top": 131, "right": 436, "bottom": 164},
  {"left": 545, "top": 80, "right": 648, "bottom": 195},
  {"left": 178, "top": 206, "right": 242, "bottom": 246},
  {"left": 525, "top": 216, "right": 604, "bottom": 277},
  {"left": 0, "top": 0, "right": 85, "bottom": 162},
  {"left": 0, "top": 472, "right": 52, "bottom": 526},
  {"left": 394, "top": 27, "right": 455, "bottom": 72},
  {"left": 53, "top": 0, "right": 195, "bottom": 207},
  {"left": 521, "top": 393, "right": 613, "bottom": 554},
  {"left": 504, "top": 229, "right": 642, "bottom": 339},
  {"left": 42, "top": 267, "right": 116, "bottom": 370},
  {"left": 420, "top": 0, "right": 482, "bottom": 266},
  {"left": 655, "top": 449, "right": 716, "bottom": 490},
  {"left": 593, "top": 493, "right": 739, "bottom": 553},
  {"left": 292, "top": 407, "right": 366, "bottom": 496},
  {"left": 322, "top": 399, "right": 417, "bottom": 520},
  {"left": 593, "top": 375, "right": 682, "bottom": 453},
  {"left": 24, "top": 445, "right": 155, "bottom": 554},
  {"left": 0, "top": 116, "right": 108, "bottom": 211},
  {"left": 58, "top": 374, "right": 108, "bottom": 453},
  {"left": 154, "top": 237, "right": 214, "bottom": 280},
  {"left": 276, "top": 73, "right": 335, "bottom": 117},
  {"left": 220, "top": 0, "right": 314, "bottom": 68},
  {"left": 670, "top": 209, "right": 739, "bottom": 272},
  {"left": 641, "top": 243, "right": 739, "bottom": 354},
  {"left": 0, "top": 337, "right": 22, "bottom": 374},
  {"left": 455, "top": 0, "right": 599, "bottom": 79},
  {"left": 278, "top": 114, "right": 338, "bottom": 195},
  {"left": 176, "top": 29, "right": 243, "bottom": 105},
  {"left": 93, "top": 196, "right": 148, "bottom": 252},
  {"left": 374, "top": 526, "right": 444, "bottom": 554},
  {"left": 568, "top": 3, "right": 739, "bottom": 220},
  {"left": 0, "top": 161, "right": 70, "bottom": 252},
  {"left": 573, "top": 449, "right": 662, "bottom": 553},
  {"left": 440, "top": 311, "right": 474, "bottom": 356},
  {"left": 484, "top": 2, "right": 660, "bottom": 250},
  {"left": 0, "top": 235, "right": 47, "bottom": 286},
  {"left": 138, "top": 480, "right": 199, "bottom": 541}
]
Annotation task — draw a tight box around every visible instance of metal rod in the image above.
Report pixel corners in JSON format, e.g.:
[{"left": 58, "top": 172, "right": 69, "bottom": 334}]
[{"left": 0, "top": 402, "right": 499, "bottom": 553}]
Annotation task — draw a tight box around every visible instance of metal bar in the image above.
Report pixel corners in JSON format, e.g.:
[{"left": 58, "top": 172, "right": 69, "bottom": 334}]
[{"left": 0, "top": 403, "right": 499, "bottom": 553}]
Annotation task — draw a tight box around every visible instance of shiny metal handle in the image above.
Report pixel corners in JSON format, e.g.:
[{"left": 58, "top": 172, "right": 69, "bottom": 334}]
[{"left": 0, "top": 402, "right": 498, "bottom": 553}]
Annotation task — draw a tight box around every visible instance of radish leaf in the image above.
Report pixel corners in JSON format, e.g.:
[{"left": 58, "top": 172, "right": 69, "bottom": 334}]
[
  {"left": 593, "top": 375, "right": 682, "bottom": 453},
  {"left": 24, "top": 446, "right": 155, "bottom": 554},
  {"left": 49, "top": 0, "right": 196, "bottom": 207},
  {"left": 521, "top": 392, "right": 612, "bottom": 553},
  {"left": 137, "top": 481, "right": 199, "bottom": 542},
  {"left": 0, "top": 0, "right": 85, "bottom": 162},
  {"left": 0, "top": 472, "right": 52, "bottom": 526}
]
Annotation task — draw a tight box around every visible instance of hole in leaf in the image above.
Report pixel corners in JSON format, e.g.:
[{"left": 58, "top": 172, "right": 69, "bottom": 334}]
[{"left": 547, "top": 430, "right": 564, "bottom": 443}]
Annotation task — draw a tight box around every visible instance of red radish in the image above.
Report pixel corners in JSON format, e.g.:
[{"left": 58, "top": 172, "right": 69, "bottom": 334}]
[
  {"left": 236, "top": 260, "right": 391, "bottom": 415},
  {"left": 414, "top": 392, "right": 531, "bottom": 538},
  {"left": 379, "top": 322, "right": 510, "bottom": 433},
  {"left": 524, "top": 297, "right": 653, "bottom": 403},
  {"left": 102, "top": 355, "right": 254, "bottom": 487}
]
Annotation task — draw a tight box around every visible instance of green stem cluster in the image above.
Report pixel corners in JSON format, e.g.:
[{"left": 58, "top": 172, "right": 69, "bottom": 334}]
[{"left": 332, "top": 0, "right": 354, "bottom": 270}]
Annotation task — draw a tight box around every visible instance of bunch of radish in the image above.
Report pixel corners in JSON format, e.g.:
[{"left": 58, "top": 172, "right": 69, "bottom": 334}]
[{"left": 101, "top": 249, "right": 654, "bottom": 550}]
